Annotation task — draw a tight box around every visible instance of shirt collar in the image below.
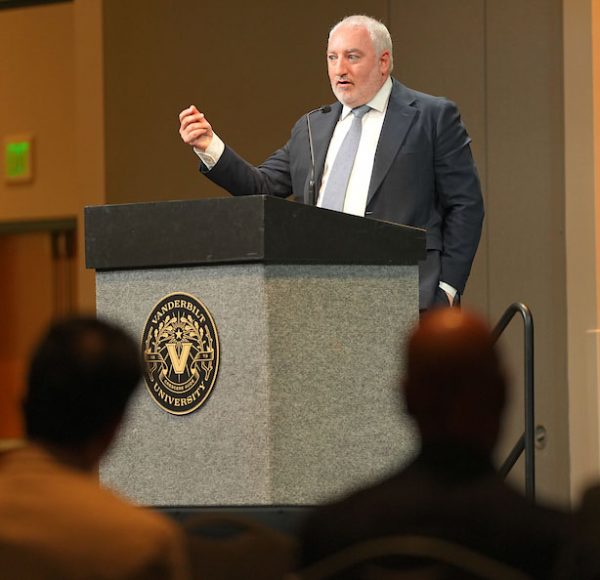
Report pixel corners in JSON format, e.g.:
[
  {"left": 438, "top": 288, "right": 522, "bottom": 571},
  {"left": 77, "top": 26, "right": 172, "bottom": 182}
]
[{"left": 340, "top": 76, "right": 393, "bottom": 120}]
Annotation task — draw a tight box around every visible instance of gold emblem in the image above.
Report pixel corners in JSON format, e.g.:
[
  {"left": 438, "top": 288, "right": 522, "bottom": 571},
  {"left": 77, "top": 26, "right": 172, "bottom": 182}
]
[{"left": 142, "top": 292, "right": 220, "bottom": 415}]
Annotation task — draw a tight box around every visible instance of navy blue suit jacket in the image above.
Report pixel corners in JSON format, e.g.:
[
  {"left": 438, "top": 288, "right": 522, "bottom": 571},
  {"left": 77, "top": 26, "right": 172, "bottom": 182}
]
[{"left": 201, "top": 79, "right": 484, "bottom": 306}]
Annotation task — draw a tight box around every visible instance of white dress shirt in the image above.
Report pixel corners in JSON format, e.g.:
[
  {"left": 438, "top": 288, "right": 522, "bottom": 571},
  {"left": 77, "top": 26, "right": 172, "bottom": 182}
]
[{"left": 316, "top": 77, "right": 392, "bottom": 216}]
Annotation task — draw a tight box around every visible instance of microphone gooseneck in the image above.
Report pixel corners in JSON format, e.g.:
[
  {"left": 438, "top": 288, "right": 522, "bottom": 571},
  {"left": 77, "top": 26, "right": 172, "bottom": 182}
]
[{"left": 306, "top": 105, "right": 332, "bottom": 206}]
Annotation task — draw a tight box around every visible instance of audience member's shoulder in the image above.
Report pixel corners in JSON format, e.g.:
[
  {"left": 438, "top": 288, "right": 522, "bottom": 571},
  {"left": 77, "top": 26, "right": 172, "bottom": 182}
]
[
  {"left": 499, "top": 480, "right": 573, "bottom": 532},
  {"left": 75, "top": 470, "right": 185, "bottom": 545},
  {"left": 580, "top": 483, "right": 600, "bottom": 513},
  {"left": 551, "top": 483, "right": 600, "bottom": 579},
  {"left": 0, "top": 444, "right": 185, "bottom": 549},
  {"left": 299, "top": 471, "right": 404, "bottom": 565},
  {"left": 0, "top": 446, "right": 190, "bottom": 579},
  {"left": 569, "top": 483, "right": 600, "bottom": 547}
]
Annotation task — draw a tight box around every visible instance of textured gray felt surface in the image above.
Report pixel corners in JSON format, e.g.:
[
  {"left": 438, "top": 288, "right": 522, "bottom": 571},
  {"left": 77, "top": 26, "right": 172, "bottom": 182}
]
[{"left": 97, "top": 264, "right": 419, "bottom": 505}]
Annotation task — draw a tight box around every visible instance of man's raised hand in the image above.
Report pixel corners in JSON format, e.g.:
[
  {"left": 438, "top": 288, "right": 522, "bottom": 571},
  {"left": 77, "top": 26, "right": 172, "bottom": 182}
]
[{"left": 178, "top": 105, "right": 214, "bottom": 151}]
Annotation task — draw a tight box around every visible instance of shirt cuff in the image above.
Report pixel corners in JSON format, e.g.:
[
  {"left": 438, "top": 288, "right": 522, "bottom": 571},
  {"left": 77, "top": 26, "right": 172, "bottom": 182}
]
[
  {"left": 438, "top": 281, "right": 458, "bottom": 300},
  {"left": 193, "top": 133, "right": 225, "bottom": 169}
]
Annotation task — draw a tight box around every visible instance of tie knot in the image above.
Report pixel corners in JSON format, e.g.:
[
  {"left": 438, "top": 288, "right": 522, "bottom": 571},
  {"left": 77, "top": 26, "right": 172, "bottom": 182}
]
[{"left": 352, "top": 105, "right": 371, "bottom": 119}]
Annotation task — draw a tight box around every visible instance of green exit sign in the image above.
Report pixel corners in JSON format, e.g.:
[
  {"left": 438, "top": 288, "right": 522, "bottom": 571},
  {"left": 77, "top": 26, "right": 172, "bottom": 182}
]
[{"left": 5, "top": 136, "right": 33, "bottom": 183}]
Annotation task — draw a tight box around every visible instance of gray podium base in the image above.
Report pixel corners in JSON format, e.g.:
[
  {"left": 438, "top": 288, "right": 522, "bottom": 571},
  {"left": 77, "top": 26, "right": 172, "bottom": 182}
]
[{"left": 97, "top": 263, "right": 420, "bottom": 506}]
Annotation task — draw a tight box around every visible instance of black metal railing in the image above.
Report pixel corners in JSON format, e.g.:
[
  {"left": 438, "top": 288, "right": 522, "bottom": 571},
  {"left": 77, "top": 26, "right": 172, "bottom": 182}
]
[{"left": 492, "top": 303, "right": 535, "bottom": 502}]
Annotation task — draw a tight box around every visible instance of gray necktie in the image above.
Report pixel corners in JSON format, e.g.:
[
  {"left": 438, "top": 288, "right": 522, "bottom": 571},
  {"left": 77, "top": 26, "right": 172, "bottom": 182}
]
[{"left": 321, "top": 105, "right": 371, "bottom": 212}]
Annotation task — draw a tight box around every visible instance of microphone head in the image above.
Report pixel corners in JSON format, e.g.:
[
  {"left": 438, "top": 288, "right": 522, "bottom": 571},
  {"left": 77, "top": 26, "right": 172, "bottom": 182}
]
[{"left": 320, "top": 105, "right": 332, "bottom": 113}]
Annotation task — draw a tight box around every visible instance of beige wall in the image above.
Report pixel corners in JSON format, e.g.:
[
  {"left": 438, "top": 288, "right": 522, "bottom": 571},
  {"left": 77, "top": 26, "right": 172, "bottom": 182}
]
[
  {"left": 0, "top": 3, "right": 78, "bottom": 436},
  {"left": 486, "top": 0, "right": 568, "bottom": 503},
  {"left": 2, "top": 0, "right": 600, "bottom": 506},
  {"left": 563, "top": 0, "right": 600, "bottom": 502},
  {"left": 73, "top": 0, "right": 105, "bottom": 311},
  {"left": 0, "top": 1, "right": 105, "bottom": 312},
  {"left": 390, "top": 0, "right": 569, "bottom": 505},
  {"left": 0, "top": 3, "right": 77, "bottom": 219}
]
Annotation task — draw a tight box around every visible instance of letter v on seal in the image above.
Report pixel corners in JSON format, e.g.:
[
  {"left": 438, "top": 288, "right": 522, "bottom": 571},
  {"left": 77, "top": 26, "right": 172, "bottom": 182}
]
[{"left": 166, "top": 343, "right": 192, "bottom": 374}]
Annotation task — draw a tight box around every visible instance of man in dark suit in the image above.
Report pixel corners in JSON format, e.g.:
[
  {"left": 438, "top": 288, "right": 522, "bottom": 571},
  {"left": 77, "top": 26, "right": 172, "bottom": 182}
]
[
  {"left": 298, "top": 308, "right": 573, "bottom": 578},
  {"left": 179, "top": 15, "right": 484, "bottom": 310}
]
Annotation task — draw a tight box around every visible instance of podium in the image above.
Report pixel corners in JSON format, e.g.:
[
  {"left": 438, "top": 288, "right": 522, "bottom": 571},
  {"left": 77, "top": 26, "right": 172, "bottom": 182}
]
[{"left": 85, "top": 196, "right": 425, "bottom": 506}]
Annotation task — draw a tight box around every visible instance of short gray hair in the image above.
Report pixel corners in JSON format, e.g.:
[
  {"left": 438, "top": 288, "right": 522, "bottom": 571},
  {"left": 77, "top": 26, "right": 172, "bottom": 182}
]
[{"left": 328, "top": 15, "right": 394, "bottom": 72}]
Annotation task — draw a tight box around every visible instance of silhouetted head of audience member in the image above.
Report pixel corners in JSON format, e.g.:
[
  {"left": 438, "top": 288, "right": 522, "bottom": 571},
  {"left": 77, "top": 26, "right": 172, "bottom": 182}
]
[
  {"left": 403, "top": 308, "right": 506, "bottom": 455},
  {"left": 24, "top": 316, "right": 141, "bottom": 470}
]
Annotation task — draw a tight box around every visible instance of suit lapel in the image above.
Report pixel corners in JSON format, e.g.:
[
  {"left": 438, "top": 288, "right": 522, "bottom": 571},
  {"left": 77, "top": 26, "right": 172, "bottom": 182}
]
[
  {"left": 367, "top": 80, "right": 418, "bottom": 205},
  {"left": 304, "top": 103, "right": 341, "bottom": 205}
]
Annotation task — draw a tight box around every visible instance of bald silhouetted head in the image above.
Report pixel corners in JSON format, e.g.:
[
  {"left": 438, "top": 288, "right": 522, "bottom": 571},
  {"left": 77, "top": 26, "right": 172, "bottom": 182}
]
[{"left": 403, "top": 309, "right": 506, "bottom": 455}]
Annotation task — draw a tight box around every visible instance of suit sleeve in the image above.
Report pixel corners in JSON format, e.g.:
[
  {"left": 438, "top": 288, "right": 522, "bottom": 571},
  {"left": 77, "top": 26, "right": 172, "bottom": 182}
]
[
  {"left": 434, "top": 99, "right": 484, "bottom": 293},
  {"left": 199, "top": 140, "right": 294, "bottom": 198}
]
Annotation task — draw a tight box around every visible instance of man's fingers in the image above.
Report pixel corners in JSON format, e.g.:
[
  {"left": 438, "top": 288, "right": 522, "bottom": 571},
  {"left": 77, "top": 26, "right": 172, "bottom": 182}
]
[
  {"left": 180, "top": 118, "right": 209, "bottom": 137},
  {"left": 178, "top": 105, "right": 204, "bottom": 123},
  {"left": 178, "top": 106, "right": 194, "bottom": 122},
  {"left": 180, "top": 126, "right": 212, "bottom": 146},
  {"left": 179, "top": 111, "right": 202, "bottom": 128},
  {"left": 185, "top": 127, "right": 210, "bottom": 140},
  {"left": 179, "top": 112, "right": 206, "bottom": 132}
]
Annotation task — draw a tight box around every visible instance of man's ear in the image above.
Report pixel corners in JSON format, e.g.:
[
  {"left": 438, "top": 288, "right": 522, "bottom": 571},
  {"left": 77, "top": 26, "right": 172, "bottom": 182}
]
[{"left": 379, "top": 51, "right": 391, "bottom": 75}]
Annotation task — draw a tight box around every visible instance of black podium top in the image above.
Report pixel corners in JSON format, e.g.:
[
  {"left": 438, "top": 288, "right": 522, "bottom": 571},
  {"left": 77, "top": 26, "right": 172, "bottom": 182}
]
[{"left": 85, "top": 196, "right": 426, "bottom": 271}]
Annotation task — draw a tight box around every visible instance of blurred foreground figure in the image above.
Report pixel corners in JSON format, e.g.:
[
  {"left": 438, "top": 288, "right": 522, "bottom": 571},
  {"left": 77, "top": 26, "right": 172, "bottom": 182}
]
[
  {"left": 0, "top": 317, "right": 190, "bottom": 579},
  {"left": 300, "top": 309, "right": 572, "bottom": 579},
  {"left": 559, "top": 484, "right": 600, "bottom": 578}
]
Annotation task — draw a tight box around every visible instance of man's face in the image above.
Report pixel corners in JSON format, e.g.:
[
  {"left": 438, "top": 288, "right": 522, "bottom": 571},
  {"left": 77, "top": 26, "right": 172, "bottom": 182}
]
[{"left": 327, "top": 25, "right": 390, "bottom": 108}]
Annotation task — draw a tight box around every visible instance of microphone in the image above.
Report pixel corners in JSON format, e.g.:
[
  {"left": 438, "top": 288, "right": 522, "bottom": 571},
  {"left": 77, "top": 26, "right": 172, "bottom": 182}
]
[{"left": 306, "top": 105, "right": 332, "bottom": 206}]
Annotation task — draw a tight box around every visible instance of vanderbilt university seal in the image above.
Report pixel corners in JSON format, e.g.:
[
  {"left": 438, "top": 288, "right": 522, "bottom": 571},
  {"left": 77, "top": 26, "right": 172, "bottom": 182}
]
[{"left": 142, "top": 292, "right": 220, "bottom": 415}]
